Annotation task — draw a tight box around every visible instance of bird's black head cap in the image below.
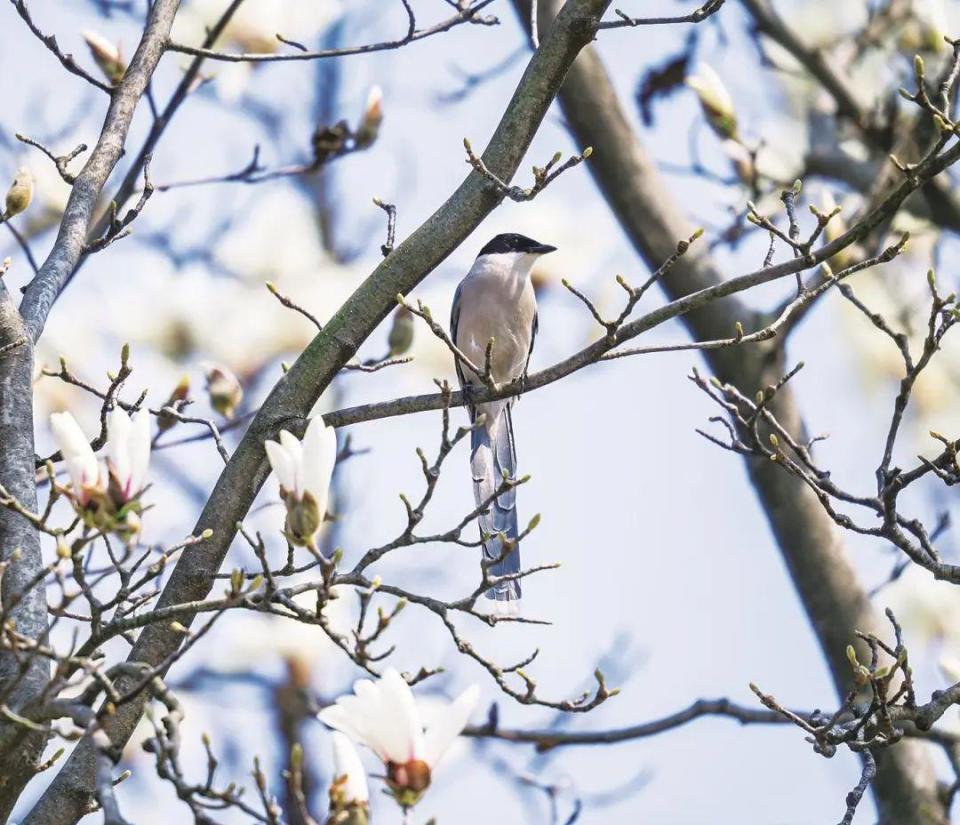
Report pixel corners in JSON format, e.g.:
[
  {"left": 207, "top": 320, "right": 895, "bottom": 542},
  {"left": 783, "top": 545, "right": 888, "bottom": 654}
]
[{"left": 478, "top": 233, "right": 557, "bottom": 257}]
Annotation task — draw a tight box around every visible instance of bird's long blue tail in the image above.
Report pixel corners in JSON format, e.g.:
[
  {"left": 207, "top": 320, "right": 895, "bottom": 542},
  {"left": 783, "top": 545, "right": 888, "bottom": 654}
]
[{"left": 470, "top": 406, "right": 521, "bottom": 602}]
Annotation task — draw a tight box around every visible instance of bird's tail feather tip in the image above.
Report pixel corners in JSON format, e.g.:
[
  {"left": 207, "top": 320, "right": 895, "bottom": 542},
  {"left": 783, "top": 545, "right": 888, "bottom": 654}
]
[{"left": 487, "top": 595, "right": 522, "bottom": 618}]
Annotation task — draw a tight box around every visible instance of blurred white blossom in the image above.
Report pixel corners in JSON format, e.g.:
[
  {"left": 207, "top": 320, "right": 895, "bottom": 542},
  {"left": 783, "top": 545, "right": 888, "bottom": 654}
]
[
  {"left": 882, "top": 565, "right": 960, "bottom": 658},
  {"left": 686, "top": 63, "right": 738, "bottom": 140},
  {"left": 171, "top": 0, "right": 342, "bottom": 100},
  {"left": 327, "top": 731, "right": 370, "bottom": 823}
]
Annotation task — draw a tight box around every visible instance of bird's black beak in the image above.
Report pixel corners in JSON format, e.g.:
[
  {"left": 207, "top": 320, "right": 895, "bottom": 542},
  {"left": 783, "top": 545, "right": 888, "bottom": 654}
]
[{"left": 532, "top": 243, "right": 557, "bottom": 254}]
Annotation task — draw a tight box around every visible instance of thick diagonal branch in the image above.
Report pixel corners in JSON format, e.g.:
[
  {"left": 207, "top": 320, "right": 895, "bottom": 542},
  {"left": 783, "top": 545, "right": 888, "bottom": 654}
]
[{"left": 21, "top": 3, "right": 613, "bottom": 823}]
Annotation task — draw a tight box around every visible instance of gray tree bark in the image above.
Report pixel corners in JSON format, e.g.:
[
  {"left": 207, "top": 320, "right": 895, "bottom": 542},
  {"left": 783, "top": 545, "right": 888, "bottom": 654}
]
[
  {"left": 0, "top": 282, "right": 49, "bottom": 824},
  {"left": 0, "top": 0, "right": 185, "bottom": 817}
]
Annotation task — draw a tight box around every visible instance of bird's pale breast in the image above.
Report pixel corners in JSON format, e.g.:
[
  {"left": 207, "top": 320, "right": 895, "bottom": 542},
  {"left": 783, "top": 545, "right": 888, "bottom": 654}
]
[{"left": 454, "top": 271, "right": 535, "bottom": 385}]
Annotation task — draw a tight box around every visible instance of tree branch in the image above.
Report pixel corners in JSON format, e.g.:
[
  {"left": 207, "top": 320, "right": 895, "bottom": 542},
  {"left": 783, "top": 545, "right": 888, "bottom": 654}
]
[
  {"left": 166, "top": 0, "right": 499, "bottom": 63},
  {"left": 0, "top": 278, "right": 49, "bottom": 821},
  {"left": 517, "top": 0, "right": 948, "bottom": 821},
  {"left": 21, "top": 3, "right": 614, "bottom": 822},
  {"left": 17, "top": 0, "right": 183, "bottom": 340}
]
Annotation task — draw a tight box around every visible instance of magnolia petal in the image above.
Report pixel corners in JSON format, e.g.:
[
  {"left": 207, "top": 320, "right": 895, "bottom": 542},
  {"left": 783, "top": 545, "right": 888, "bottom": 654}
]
[
  {"left": 354, "top": 677, "right": 407, "bottom": 764},
  {"left": 302, "top": 417, "right": 337, "bottom": 519},
  {"left": 65, "top": 458, "right": 95, "bottom": 502},
  {"left": 337, "top": 695, "right": 392, "bottom": 762},
  {"left": 380, "top": 668, "right": 425, "bottom": 762},
  {"left": 107, "top": 407, "right": 133, "bottom": 493},
  {"left": 127, "top": 411, "right": 152, "bottom": 496},
  {"left": 265, "top": 439, "right": 296, "bottom": 492},
  {"left": 50, "top": 412, "right": 99, "bottom": 492},
  {"left": 278, "top": 429, "right": 305, "bottom": 497},
  {"left": 331, "top": 731, "right": 370, "bottom": 804},
  {"left": 318, "top": 705, "right": 369, "bottom": 752},
  {"left": 686, "top": 64, "right": 734, "bottom": 118},
  {"left": 421, "top": 684, "right": 480, "bottom": 768}
]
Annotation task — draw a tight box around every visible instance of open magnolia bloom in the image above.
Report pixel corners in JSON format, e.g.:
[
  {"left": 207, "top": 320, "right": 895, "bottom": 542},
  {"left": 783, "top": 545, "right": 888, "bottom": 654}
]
[
  {"left": 265, "top": 416, "right": 337, "bottom": 547},
  {"left": 326, "top": 732, "right": 370, "bottom": 825},
  {"left": 318, "top": 668, "right": 480, "bottom": 809},
  {"left": 50, "top": 408, "right": 151, "bottom": 538}
]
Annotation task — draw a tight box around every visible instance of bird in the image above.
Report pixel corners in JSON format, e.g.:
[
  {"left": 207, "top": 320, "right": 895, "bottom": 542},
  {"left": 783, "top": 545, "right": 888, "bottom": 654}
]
[{"left": 450, "top": 232, "right": 556, "bottom": 606}]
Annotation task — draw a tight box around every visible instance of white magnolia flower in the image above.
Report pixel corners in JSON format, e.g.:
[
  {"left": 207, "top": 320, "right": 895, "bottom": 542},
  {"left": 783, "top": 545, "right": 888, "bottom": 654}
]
[
  {"left": 686, "top": 63, "right": 738, "bottom": 139},
  {"left": 265, "top": 416, "right": 337, "bottom": 546},
  {"left": 330, "top": 731, "right": 369, "bottom": 806},
  {"left": 50, "top": 412, "right": 100, "bottom": 504},
  {"left": 50, "top": 408, "right": 151, "bottom": 536},
  {"left": 105, "top": 407, "right": 152, "bottom": 502},
  {"left": 318, "top": 668, "right": 479, "bottom": 807}
]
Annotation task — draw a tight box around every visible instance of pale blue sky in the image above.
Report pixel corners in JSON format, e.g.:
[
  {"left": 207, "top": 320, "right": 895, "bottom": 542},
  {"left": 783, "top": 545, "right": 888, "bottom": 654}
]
[{"left": 2, "top": 1, "right": 957, "bottom": 823}]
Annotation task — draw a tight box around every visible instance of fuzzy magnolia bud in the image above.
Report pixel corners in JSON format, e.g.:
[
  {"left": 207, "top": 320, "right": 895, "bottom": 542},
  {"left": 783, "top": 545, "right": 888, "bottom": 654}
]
[
  {"left": 157, "top": 375, "right": 190, "bottom": 432},
  {"left": 386, "top": 759, "right": 432, "bottom": 808},
  {"left": 686, "top": 64, "right": 738, "bottom": 140},
  {"left": 83, "top": 30, "right": 126, "bottom": 84},
  {"left": 285, "top": 491, "right": 323, "bottom": 547},
  {"left": 387, "top": 305, "right": 414, "bottom": 356},
  {"left": 354, "top": 85, "right": 383, "bottom": 149},
  {"left": 205, "top": 365, "right": 243, "bottom": 419},
  {"left": 3, "top": 167, "right": 33, "bottom": 221},
  {"left": 720, "top": 139, "right": 754, "bottom": 183}
]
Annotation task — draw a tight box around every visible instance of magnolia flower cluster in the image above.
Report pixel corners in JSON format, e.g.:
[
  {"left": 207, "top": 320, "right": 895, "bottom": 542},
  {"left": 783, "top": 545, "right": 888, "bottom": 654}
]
[
  {"left": 319, "top": 668, "right": 479, "bottom": 814},
  {"left": 265, "top": 416, "right": 337, "bottom": 547},
  {"left": 50, "top": 407, "right": 151, "bottom": 538}
]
